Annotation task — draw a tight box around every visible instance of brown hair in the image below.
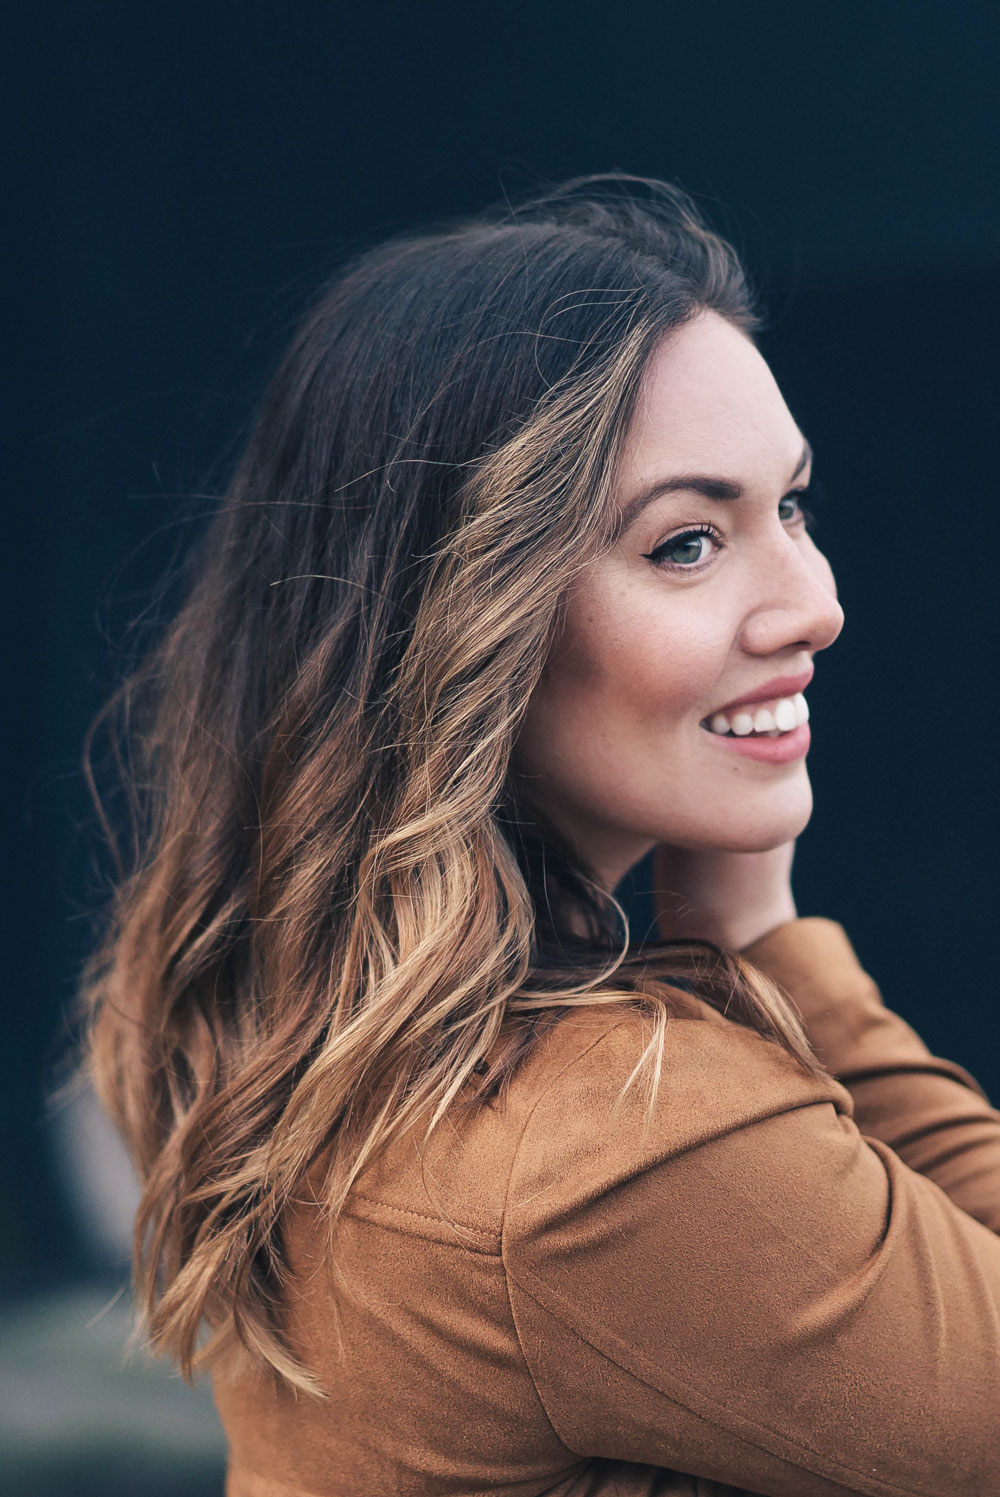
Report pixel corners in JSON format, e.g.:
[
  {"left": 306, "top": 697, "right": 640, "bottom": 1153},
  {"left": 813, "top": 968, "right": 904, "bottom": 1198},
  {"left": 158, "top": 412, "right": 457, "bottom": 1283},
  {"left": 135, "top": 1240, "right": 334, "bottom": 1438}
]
[{"left": 77, "top": 173, "right": 830, "bottom": 1394}]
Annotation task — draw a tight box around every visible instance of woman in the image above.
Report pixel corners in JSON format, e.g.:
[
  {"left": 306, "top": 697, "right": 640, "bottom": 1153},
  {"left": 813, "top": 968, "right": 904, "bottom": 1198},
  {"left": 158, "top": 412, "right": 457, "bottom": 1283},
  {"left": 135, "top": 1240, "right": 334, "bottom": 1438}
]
[{"left": 79, "top": 174, "right": 1000, "bottom": 1494}]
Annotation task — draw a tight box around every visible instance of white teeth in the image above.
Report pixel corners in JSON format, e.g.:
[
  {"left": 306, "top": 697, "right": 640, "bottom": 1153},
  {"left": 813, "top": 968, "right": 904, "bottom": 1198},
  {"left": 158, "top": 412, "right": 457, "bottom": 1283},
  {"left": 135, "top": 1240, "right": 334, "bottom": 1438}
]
[
  {"left": 774, "top": 698, "right": 798, "bottom": 732},
  {"left": 705, "top": 692, "right": 809, "bottom": 738}
]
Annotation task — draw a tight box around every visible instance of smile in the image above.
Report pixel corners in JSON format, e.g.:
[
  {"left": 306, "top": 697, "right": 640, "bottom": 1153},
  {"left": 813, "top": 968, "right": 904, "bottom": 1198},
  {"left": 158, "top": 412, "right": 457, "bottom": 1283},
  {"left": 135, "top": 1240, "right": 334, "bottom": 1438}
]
[
  {"left": 700, "top": 692, "right": 809, "bottom": 739},
  {"left": 699, "top": 702, "right": 811, "bottom": 765}
]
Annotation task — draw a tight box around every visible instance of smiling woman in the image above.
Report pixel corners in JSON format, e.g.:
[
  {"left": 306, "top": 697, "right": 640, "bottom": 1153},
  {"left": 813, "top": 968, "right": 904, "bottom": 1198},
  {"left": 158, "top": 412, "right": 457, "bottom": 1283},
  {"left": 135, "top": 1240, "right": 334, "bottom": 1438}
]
[
  {"left": 513, "top": 311, "right": 843, "bottom": 891},
  {"left": 76, "top": 173, "right": 1000, "bottom": 1495}
]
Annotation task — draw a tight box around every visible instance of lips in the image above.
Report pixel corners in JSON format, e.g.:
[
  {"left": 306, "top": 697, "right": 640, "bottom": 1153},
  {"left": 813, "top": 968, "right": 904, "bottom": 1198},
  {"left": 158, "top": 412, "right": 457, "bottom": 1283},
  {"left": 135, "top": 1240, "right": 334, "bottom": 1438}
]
[{"left": 698, "top": 666, "right": 815, "bottom": 762}]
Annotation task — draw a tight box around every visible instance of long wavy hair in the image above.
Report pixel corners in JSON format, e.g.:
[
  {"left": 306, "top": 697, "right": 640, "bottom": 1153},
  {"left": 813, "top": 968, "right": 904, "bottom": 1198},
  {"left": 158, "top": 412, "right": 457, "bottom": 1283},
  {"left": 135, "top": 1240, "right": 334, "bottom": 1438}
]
[{"left": 77, "top": 172, "right": 831, "bottom": 1395}]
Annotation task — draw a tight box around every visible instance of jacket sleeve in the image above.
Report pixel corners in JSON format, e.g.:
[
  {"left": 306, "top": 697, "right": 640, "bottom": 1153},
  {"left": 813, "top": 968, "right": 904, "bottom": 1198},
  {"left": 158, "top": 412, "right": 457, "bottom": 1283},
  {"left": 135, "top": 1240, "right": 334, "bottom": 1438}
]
[
  {"left": 741, "top": 918, "right": 1000, "bottom": 1233},
  {"left": 502, "top": 996, "right": 1000, "bottom": 1496}
]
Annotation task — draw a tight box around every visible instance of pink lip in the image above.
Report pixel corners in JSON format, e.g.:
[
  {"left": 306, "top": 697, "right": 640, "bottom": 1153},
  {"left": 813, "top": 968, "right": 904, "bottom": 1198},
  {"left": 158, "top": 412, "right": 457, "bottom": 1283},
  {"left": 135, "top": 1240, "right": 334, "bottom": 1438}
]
[
  {"left": 709, "top": 669, "right": 814, "bottom": 716},
  {"left": 703, "top": 720, "right": 811, "bottom": 763}
]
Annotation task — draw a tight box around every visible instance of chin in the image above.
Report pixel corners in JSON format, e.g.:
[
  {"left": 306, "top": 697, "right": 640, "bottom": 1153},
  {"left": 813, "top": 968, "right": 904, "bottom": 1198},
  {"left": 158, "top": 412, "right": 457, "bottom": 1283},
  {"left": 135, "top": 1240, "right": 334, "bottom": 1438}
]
[
  {"left": 722, "top": 790, "right": 813, "bottom": 852},
  {"left": 675, "top": 779, "right": 813, "bottom": 854},
  {"left": 720, "top": 824, "right": 808, "bottom": 854}
]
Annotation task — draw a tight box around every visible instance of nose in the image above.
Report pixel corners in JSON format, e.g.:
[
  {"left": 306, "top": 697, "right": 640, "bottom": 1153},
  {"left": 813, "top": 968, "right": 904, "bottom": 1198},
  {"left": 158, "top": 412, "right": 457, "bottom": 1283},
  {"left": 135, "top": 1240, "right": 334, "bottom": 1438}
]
[{"left": 738, "top": 533, "right": 844, "bottom": 659}]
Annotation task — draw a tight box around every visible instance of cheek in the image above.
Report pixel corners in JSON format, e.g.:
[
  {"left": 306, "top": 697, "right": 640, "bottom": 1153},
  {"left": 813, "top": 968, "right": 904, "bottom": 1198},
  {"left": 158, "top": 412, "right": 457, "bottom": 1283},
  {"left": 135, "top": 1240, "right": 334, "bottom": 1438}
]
[
  {"left": 535, "top": 589, "right": 730, "bottom": 739},
  {"left": 632, "top": 614, "right": 731, "bottom": 723},
  {"left": 572, "top": 575, "right": 733, "bottom": 724}
]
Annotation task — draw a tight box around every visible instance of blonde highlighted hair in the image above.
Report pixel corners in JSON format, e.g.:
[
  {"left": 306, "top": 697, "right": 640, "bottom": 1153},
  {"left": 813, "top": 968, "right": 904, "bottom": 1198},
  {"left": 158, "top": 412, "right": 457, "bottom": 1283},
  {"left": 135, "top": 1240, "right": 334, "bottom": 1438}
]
[{"left": 77, "top": 173, "right": 830, "bottom": 1394}]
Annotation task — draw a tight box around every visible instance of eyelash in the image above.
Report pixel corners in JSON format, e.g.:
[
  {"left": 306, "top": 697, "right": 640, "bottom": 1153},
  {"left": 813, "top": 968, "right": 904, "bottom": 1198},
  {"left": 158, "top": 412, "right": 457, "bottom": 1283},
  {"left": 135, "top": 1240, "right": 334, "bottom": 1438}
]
[{"left": 643, "top": 483, "right": 824, "bottom": 574}]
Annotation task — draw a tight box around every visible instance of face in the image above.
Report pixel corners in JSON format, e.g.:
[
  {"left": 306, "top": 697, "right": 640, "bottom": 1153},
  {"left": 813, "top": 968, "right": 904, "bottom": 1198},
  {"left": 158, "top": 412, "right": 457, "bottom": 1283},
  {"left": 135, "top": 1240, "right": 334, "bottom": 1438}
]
[{"left": 512, "top": 309, "right": 844, "bottom": 892}]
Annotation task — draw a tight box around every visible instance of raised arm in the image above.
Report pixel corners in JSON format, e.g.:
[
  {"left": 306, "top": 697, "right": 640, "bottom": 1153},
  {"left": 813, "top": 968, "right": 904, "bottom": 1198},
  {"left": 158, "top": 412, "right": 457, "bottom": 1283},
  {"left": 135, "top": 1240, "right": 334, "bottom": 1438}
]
[
  {"left": 650, "top": 839, "right": 1000, "bottom": 1232},
  {"left": 742, "top": 917, "right": 1000, "bottom": 1233}
]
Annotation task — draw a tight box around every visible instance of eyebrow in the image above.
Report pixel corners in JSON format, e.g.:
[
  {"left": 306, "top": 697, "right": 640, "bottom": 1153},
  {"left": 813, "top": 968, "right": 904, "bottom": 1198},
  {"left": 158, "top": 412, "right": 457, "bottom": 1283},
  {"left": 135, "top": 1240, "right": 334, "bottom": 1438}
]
[{"left": 618, "top": 438, "right": 814, "bottom": 533}]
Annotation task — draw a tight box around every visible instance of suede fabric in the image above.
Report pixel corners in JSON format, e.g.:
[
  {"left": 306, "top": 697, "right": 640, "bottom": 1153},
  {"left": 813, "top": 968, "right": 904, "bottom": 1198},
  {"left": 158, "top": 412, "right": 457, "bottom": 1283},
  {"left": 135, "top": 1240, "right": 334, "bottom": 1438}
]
[{"left": 212, "top": 915, "right": 1000, "bottom": 1495}]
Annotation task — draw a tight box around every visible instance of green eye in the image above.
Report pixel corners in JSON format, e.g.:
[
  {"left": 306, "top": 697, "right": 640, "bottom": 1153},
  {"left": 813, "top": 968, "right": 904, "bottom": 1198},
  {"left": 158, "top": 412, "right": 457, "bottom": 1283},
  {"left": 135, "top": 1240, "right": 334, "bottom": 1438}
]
[
  {"left": 664, "top": 535, "right": 709, "bottom": 562},
  {"left": 781, "top": 482, "right": 823, "bottom": 532},
  {"left": 645, "top": 523, "right": 721, "bottom": 573}
]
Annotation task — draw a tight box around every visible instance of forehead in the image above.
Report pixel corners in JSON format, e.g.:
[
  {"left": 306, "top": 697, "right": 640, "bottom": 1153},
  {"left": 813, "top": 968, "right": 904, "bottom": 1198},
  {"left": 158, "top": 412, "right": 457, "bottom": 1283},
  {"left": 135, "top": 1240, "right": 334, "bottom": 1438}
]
[{"left": 620, "top": 311, "right": 804, "bottom": 484}]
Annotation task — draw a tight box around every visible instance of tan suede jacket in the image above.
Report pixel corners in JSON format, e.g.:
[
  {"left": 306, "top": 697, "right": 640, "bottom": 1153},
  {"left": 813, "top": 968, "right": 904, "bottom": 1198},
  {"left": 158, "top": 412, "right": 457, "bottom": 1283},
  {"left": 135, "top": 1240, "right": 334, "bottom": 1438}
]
[{"left": 212, "top": 915, "right": 1000, "bottom": 1496}]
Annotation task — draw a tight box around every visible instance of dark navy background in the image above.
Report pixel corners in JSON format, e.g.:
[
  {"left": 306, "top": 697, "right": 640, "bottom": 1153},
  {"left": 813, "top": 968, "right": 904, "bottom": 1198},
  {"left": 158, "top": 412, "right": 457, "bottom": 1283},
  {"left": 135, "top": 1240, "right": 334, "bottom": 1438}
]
[{"left": 10, "top": 0, "right": 1000, "bottom": 1297}]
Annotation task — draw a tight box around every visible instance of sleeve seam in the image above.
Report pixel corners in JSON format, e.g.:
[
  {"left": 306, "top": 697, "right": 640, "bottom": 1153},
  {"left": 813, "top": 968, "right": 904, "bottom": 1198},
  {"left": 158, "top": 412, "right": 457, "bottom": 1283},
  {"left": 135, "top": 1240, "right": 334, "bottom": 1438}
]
[{"left": 507, "top": 1268, "right": 935, "bottom": 1497}]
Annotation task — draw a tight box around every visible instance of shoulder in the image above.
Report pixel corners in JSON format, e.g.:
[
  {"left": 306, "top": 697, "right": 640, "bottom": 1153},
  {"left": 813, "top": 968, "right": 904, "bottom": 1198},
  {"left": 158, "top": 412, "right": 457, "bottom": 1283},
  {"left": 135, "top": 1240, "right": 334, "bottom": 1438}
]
[
  {"left": 513, "top": 988, "right": 849, "bottom": 1135},
  {"left": 504, "top": 993, "right": 853, "bottom": 1234},
  {"left": 338, "top": 993, "right": 848, "bottom": 1251},
  {"left": 497, "top": 990, "right": 1000, "bottom": 1493}
]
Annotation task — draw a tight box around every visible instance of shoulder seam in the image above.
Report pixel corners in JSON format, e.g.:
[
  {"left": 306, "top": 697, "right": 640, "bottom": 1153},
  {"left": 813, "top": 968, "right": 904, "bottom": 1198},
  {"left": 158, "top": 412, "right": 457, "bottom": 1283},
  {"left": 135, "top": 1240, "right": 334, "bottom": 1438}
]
[
  {"left": 343, "top": 1191, "right": 500, "bottom": 1249},
  {"left": 506, "top": 1270, "right": 927, "bottom": 1497}
]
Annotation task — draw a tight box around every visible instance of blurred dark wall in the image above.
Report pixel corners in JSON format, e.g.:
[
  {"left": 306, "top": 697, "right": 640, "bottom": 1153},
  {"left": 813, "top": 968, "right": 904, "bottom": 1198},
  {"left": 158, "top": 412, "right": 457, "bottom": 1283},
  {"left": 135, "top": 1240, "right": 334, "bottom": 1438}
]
[{"left": 8, "top": 0, "right": 1000, "bottom": 1286}]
